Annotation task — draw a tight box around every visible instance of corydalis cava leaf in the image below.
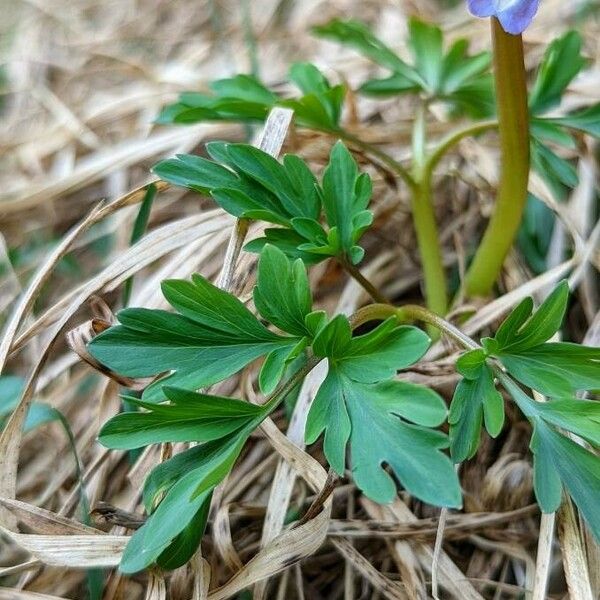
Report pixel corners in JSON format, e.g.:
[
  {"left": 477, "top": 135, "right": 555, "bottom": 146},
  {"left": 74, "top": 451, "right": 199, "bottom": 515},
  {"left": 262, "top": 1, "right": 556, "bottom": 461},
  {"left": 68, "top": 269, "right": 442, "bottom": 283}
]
[
  {"left": 88, "top": 272, "right": 302, "bottom": 402},
  {"left": 313, "top": 18, "right": 492, "bottom": 117},
  {"left": 305, "top": 370, "right": 460, "bottom": 507},
  {"left": 467, "top": 0, "right": 540, "bottom": 35},
  {"left": 245, "top": 141, "right": 374, "bottom": 265}
]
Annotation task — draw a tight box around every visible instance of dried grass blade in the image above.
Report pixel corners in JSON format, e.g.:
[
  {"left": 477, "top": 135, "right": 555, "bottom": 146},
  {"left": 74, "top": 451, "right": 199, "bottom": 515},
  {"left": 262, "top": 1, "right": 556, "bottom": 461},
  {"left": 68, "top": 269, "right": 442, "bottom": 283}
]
[
  {"left": 0, "top": 498, "right": 102, "bottom": 535},
  {"left": 331, "top": 538, "right": 407, "bottom": 600},
  {"left": 0, "top": 204, "right": 103, "bottom": 374},
  {"left": 0, "top": 525, "right": 127, "bottom": 568},
  {"left": 0, "top": 589, "right": 73, "bottom": 600},
  {"left": 557, "top": 497, "right": 594, "bottom": 600}
]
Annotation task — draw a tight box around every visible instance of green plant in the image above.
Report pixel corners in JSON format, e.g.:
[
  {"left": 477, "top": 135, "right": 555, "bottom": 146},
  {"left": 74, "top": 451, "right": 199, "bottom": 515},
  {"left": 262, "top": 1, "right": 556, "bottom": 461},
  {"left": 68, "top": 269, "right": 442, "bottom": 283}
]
[
  {"left": 89, "top": 233, "right": 600, "bottom": 572},
  {"left": 78, "top": 7, "right": 600, "bottom": 580},
  {"left": 158, "top": 18, "right": 600, "bottom": 310}
]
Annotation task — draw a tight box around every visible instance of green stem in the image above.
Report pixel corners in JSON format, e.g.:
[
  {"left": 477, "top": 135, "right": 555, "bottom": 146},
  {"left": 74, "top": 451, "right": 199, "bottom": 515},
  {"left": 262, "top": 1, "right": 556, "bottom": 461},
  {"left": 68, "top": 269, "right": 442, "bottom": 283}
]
[
  {"left": 340, "top": 131, "right": 416, "bottom": 190},
  {"left": 343, "top": 114, "right": 449, "bottom": 316},
  {"left": 410, "top": 176, "right": 448, "bottom": 316},
  {"left": 411, "top": 102, "right": 447, "bottom": 316},
  {"left": 424, "top": 119, "right": 498, "bottom": 177},
  {"left": 263, "top": 357, "right": 320, "bottom": 413},
  {"left": 339, "top": 258, "right": 390, "bottom": 304},
  {"left": 264, "top": 301, "right": 481, "bottom": 418},
  {"left": 349, "top": 303, "right": 479, "bottom": 350},
  {"left": 464, "top": 19, "right": 530, "bottom": 297}
]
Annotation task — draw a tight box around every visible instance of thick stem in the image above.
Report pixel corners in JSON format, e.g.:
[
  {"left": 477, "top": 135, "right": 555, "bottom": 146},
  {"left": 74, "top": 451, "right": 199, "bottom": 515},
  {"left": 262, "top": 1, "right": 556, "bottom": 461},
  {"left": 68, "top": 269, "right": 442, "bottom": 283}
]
[{"left": 464, "top": 19, "right": 530, "bottom": 296}]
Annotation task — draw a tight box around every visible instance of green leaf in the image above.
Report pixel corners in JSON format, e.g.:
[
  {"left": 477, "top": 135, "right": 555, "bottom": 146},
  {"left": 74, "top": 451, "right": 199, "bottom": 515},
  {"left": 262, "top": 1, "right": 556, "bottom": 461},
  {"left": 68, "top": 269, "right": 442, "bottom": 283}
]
[
  {"left": 445, "top": 75, "right": 495, "bottom": 118},
  {"left": 531, "top": 420, "right": 600, "bottom": 540},
  {"left": 244, "top": 228, "right": 327, "bottom": 264},
  {"left": 311, "top": 315, "right": 429, "bottom": 380},
  {"left": 517, "top": 194, "right": 556, "bottom": 274},
  {"left": 321, "top": 141, "right": 373, "bottom": 262},
  {"left": 153, "top": 144, "right": 320, "bottom": 226},
  {"left": 441, "top": 40, "right": 491, "bottom": 96},
  {"left": 304, "top": 310, "right": 328, "bottom": 339},
  {"left": 408, "top": 18, "right": 442, "bottom": 93},
  {"left": 155, "top": 495, "right": 211, "bottom": 570},
  {"left": 530, "top": 120, "right": 577, "bottom": 148},
  {"left": 143, "top": 445, "right": 207, "bottom": 511},
  {"left": 152, "top": 153, "right": 240, "bottom": 193},
  {"left": 0, "top": 375, "right": 25, "bottom": 419},
  {"left": 449, "top": 365, "right": 505, "bottom": 462},
  {"left": 311, "top": 19, "right": 417, "bottom": 78},
  {"left": 88, "top": 274, "right": 299, "bottom": 401},
  {"left": 492, "top": 281, "right": 569, "bottom": 353},
  {"left": 544, "top": 103, "right": 600, "bottom": 138},
  {"left": 285, "top": 63, "right": 345, "bottom": 131},
  {"left": 455, "top": 349, "right": 486, "bottom": 380},
  {"left": 313, "top": 17, "right": 492, "bottom": 115},
  {"left": 209, "top": 75, "right": 277, "bottom": 106},
  {"left": 156, "top": 74, "right": 276, "bottom": 125},
  {"left": 290, "top": 217, "right": 328, "bottom": 245},
  {"left": 123, "top": 183, "right": 157, "bottom": 306},
  {"left": 360, "top": 74, "right": 420, "bottom": 96},
  {"left": 259, "top": 342, "right": 305, "bottom": 395},
  {"left": 312, "top": 314, "right": 352, "bottom": 359},
  {"left": 162, "top": 274, "right": 276, "bottom": 339},
  {"left": 288, "top": 62, "right": 330, "bottom": 96},
  {"left": 529, "top": 31, "right": 588, "bottom": 115},
  {"left": 493, "top": 298, "right": 534, "bottom": 350},
  {"left": 531, "top": 138, "right": 579, "bottom": 195},
  {"left": 501, "top": 343, "right": 600, "bottom": 397},
  {"left": 99, "top": 387, "right": 263, "bottom": 449},
  {"left": 121, "top": 429, "right": 249, "bottom": 573},
  {"left": 335, "top": 319, "right": 430, "bottom": 383},
  {"left": 305, "top": 369, "right": 351, "bottom": 474},
  {"left": 536, "top": 399, "right": 600, "bottom": 447},
  {"left": 121, "top": 480, "right": 212, "bottom": 573},
  {"left": 220, "top": 144, "right": 320, "bottom": 220},
  {"left": 253, "top": 245, "right": 312, "bottom": 336},
  {"left": 307, "top": 370, "right": 460, "bottom": 507},
  {"left": 531, "top": 428, "right": 563, "bottom": 513}
]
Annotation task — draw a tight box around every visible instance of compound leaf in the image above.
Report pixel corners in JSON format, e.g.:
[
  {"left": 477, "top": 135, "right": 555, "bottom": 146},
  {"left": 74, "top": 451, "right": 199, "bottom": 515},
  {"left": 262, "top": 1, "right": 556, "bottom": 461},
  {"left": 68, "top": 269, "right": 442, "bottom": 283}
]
[
  {"left": 157, "top": 74, "right": 276, "bottom": 124},
  {"left": 336, "top": 319, "right": 430, "bottom": 383},
  {"left": 121, "top": 428, "right": 249, "bottom": 573},
  {"left": 530, "top": 421, "right": 600, "bottom": 540},
  {"left": 312, "top": 19, "right": 416, "bottom": 77},
  {"left": 89, "top": 273, "right": 300, "bottom": 401},
  {"left": 536, "top": 399, "right": 600, "bottom": 447},
  {"left": 307, "top": 371, "right": 460, "bottom": 507},
  {"left": 544, "top": 103, "right": 600, "bottom": 138}
]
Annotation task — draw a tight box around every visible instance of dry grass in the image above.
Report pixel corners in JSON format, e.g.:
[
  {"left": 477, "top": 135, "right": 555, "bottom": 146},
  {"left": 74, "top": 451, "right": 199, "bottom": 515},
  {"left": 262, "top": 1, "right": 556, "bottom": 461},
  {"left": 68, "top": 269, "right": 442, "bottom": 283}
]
[{"left": 0, "top": 0, "right": 599, "bottom": 598}]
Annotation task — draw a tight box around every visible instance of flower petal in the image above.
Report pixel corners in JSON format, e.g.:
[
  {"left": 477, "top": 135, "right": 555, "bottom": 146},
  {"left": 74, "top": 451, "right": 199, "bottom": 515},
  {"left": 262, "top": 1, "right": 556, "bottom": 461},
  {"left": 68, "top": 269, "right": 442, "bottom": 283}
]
[
  {"left": 467, "top": 0, "right": 496, "bottom": 17},
  {"left": 497, "top": 0, "right": 540, "bottom": 34}
]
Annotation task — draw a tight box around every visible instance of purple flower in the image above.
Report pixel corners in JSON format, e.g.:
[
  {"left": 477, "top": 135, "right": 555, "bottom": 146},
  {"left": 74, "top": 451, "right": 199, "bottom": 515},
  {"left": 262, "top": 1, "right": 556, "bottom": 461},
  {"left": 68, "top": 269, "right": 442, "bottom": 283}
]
[{"left": 467, "top": 0, "right": 540, "bottom": 34}]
